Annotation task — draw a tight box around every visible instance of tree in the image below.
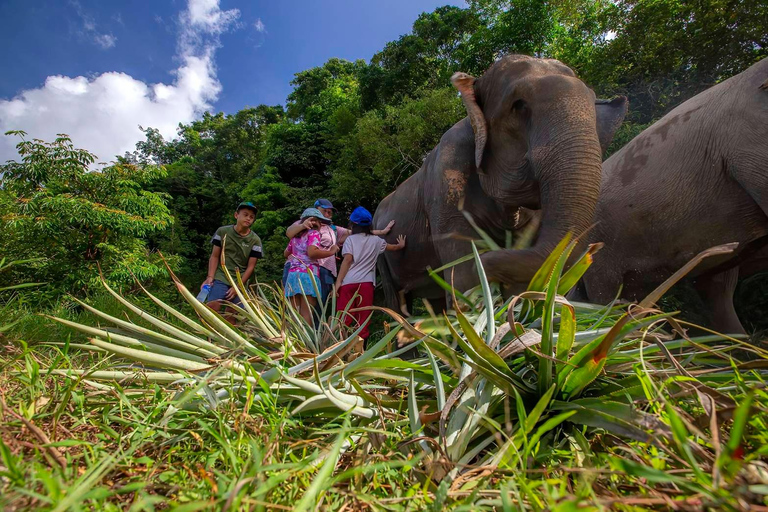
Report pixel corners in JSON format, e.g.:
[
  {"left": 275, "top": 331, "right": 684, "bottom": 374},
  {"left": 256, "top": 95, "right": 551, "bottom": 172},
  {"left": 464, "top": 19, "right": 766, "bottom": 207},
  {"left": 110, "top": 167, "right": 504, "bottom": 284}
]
[
  {"left": 331, "top": 87, "right": 464, "bottom": 210},
  {"left": 587, "top": 0, "right": 768, "bottom": 122},
  {"left": 361, "top": 7, "right": 481, "bottom": 110},
  {"left": 0, "top": 132, "right": 173, "bottom": 299}
]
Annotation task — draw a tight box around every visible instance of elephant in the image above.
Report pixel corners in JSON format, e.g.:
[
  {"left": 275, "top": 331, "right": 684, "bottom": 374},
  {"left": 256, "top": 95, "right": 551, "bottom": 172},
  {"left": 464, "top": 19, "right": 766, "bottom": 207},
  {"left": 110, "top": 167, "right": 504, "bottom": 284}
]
[
  {"left": 576, "top": 57, "right": 768, "bottom": 334},
  {"left": 373, "top": 55, "right": 628, "bottom": 314}
]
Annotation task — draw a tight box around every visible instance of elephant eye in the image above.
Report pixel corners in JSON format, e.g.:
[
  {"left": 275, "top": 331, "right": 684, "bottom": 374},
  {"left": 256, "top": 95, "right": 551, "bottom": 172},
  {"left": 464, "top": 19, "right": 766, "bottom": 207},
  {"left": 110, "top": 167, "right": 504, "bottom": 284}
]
[{"left": 512, "top": 99, "right": 527, "bottom": 113}]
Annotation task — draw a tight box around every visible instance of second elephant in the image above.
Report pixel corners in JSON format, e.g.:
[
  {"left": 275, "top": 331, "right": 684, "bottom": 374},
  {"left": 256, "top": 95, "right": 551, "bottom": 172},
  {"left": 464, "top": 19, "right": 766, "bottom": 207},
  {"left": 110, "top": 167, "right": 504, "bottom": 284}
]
[{"left": 578, "top": 57, "right": 768, "bottom": 334}]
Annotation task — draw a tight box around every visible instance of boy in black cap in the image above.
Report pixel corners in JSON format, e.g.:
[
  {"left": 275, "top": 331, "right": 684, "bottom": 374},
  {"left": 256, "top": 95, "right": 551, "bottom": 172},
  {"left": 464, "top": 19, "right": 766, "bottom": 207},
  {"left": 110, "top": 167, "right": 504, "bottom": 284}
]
[{"left": 201, "top": 201, "right": 263, "bottom": 314}]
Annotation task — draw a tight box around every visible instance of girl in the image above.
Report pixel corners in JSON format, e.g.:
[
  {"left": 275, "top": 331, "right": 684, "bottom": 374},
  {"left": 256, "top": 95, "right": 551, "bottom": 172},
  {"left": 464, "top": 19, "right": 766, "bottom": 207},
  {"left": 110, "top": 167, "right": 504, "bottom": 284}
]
[
  {"left": 284, "top": 208, "right": 339, "bottom": 325},
  {"left": 335, "top": 206, "right": 406, "bottom": 345}
]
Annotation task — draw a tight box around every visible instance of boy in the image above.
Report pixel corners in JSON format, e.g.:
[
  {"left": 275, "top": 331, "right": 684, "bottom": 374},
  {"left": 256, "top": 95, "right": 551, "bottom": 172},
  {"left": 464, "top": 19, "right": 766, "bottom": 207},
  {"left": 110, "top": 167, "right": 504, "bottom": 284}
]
[{"left": 201, "top": 202, "right": 263, "bottom": 313}]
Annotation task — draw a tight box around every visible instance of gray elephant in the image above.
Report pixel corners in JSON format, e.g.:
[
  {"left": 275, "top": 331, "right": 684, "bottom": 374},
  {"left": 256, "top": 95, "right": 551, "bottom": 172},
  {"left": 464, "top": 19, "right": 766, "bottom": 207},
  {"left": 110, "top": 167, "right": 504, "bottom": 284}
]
[
  {"left": 373, "top": 55, "right": 628, "bottom": 313},
  {"left": 577, "top": 57, "right": 768, "bottom": 334}
]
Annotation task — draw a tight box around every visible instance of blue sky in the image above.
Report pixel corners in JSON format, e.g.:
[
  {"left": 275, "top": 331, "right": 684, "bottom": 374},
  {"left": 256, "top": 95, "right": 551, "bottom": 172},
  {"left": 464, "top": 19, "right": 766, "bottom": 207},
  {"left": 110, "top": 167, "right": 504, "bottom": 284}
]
[{"left": 0, "top": 0, "right": 462, "bottom": 163}]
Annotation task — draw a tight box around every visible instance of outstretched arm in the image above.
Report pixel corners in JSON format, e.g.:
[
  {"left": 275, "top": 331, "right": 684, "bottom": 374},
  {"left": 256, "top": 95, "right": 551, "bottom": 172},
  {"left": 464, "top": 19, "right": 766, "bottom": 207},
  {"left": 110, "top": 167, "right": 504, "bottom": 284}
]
[
  {"left": 286, "top": 218, "right": 314, "bottom": 238},
  {"left": 372, "top": 220, "right": 395, "bottom": 236},
  {"left": 386, "top": 234, "right": 406, "bottom": 252}
]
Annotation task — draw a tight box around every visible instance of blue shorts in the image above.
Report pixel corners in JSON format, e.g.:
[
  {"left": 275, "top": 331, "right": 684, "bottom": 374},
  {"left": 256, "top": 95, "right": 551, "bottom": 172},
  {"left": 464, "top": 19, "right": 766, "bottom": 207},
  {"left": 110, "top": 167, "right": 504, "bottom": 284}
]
[
  {"left": 285, "top": 271, "right": 319, "bottom": 298},
  {"left": 206, "top": 279, "right": 242, "bottom": 306}
]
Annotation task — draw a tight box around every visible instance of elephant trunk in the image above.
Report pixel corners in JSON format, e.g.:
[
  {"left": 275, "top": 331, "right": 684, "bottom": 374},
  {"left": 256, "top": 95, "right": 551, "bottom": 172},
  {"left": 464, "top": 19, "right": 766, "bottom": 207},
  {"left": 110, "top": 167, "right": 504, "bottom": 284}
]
[{"left": 481, "top": 122, "right": 602, "bottom": 291}]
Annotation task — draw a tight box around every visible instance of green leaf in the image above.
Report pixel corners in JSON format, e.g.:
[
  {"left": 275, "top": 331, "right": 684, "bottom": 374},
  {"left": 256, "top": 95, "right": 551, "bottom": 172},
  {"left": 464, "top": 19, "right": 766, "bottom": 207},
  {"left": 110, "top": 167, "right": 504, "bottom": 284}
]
[
  {"left": 557, "top": 243, "right": 603, "bottom": 296},
  {"left": 471, "top": 241, "right": 495, "bottom": 345},
  {"left": 527, "top": 233, "right": 573, "bottom": 293},
  {"left": 552, "top": 399, "right": 657, "bottom": 443},
  {"left": 664, "top": 402, "right": 707, "bottom": 482},
  {"left": 727, "top": 392, "right": 753, "bottom": 454},
  {"left": 425, "top": 346, "right": 446, "bottom": 411},
  {"left": 525, "top": 384, "right": 557, "bottom": 435},
  {"left": 452, "top": 311, "right": 530, "bottom": 392},
  {"left": 555, "top": 303, "right": 576, "bottom": 376},
  {"left": 539, "top": 237, "right": 577, "bottom": 395},
  {"left": 527, "top": 411, "right": 576, "bottom": 454},
  {"left": 560, "top": 311, "right": 675, "bottom": 398},
  {"left": 612, "top": 458, "right": 690, "bottom": 486}
]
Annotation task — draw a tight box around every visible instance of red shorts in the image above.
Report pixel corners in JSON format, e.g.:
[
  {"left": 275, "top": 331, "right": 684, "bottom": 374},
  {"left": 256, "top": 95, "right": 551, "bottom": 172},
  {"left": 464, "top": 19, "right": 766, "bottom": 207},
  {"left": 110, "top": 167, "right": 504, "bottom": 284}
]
[{"left": 336, "top": 282, "right": 375, "bottom": 340}]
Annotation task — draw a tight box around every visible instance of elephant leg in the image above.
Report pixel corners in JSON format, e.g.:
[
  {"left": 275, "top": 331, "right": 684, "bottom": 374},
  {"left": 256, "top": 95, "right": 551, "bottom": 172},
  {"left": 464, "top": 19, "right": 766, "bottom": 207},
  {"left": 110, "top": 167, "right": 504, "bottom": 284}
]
[{"left": 694, "top": 267, "right": 746, "bottom": 335}]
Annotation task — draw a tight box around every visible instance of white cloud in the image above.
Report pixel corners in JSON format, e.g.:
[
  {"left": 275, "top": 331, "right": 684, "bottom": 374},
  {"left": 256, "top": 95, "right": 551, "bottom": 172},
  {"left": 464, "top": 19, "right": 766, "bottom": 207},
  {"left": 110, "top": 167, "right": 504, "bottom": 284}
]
[
  {"left": 70, "top": 1, "right": 117, "bottom": 50},
  {"left": 0, "top": 0, "right": 240, "bottom": 165},
  {"left": 94, "top": 33, "right": 117, "bottom": 49},
  {"left": 254, "top": 18, "right": 266, "bottom": 33},
  {"left": 185, "top": 0, "right": 240, "bottom": 35}
]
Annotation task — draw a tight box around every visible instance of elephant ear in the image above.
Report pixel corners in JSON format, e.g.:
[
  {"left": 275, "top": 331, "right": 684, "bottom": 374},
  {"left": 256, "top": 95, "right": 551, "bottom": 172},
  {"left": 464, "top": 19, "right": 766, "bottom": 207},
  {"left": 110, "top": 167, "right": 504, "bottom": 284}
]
[
  {"left": 452, "top": 72, "right": 488, "bottom": 170},
  {"left": 595, "top": 96, "right": 628, "bottom": 154}
]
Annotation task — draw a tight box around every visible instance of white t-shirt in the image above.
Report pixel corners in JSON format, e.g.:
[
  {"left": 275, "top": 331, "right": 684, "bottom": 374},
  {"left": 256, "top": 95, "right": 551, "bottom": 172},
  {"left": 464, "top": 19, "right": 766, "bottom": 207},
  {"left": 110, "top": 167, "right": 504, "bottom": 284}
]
[{"left": 341, "top": 233, "right": 388, "bottom": 286}]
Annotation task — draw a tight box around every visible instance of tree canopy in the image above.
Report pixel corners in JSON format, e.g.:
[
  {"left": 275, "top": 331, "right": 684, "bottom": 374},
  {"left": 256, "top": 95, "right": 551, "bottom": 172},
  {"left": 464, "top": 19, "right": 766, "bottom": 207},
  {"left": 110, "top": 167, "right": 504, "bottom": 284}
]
[{"left": 2, "top": 0, "right": 765, "bottom": 296}]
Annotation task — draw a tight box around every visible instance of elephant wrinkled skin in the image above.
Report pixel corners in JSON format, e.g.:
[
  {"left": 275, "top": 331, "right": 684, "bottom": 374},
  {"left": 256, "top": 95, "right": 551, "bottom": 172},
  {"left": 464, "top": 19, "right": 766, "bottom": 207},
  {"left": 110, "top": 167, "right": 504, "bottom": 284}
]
[
  {"left": 579, "top": 57, "right": 768, "bottom": 334},
  {"left": 374, "top": 55, "right": 627, "bottom": 313}
]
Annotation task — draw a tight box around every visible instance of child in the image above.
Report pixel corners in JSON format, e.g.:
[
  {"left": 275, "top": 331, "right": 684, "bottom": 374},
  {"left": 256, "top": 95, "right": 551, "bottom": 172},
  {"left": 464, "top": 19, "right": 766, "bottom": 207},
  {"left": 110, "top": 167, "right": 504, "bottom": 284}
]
[
  {"left": 201, "top": 202, "right": 263, "bottom": 315},
  {"left": 284, "top": 208, "right": 339, "bottom": 326},
  {"left": 335, "top": 206, "right": 406, "bottom": 344},
  {"left": 284, "top": 198, "right": 396, "bottom": 308}
]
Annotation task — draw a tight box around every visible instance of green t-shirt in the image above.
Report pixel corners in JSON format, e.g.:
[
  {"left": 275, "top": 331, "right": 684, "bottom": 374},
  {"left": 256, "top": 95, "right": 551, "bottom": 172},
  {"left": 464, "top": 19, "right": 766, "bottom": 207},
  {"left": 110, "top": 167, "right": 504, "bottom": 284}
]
[{"left": 211, "top": 225, "right": 263, "bottom": 284}]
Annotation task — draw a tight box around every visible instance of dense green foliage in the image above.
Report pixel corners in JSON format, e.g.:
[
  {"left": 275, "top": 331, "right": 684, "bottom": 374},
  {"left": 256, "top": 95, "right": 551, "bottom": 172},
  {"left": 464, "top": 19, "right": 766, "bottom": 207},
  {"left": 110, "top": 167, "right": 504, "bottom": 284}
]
[
  {"left": 2, "top": 237, "right": 766, "bottom": 509},
  {"left": 0, "top": 0, "right": 765, "bottom": 293},
  {"left": 124, "top": 0, "right": 766, "bottom": 291},
  {"left": 0, "top": 132, "right": 173, "bottom": 301}
]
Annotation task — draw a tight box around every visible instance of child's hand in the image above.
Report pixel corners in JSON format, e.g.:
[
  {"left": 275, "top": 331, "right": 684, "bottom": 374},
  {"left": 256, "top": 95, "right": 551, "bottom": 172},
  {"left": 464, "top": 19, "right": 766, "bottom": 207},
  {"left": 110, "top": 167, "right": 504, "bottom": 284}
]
[
  {"left": 225, "top": 287, "right": 237, "bottom": 300},
  {"left": 330, "top": 244, "right": 340, "bottom": 254},
  {"left": 201, "top": 277, "right": 214, "bottom": 290},
  {"left": 383, "top": 220, "right": 395, "bottom": 233},
  {"left": 303, "top": 218, "right": 316, "bottom": 230},
  {"left": 396, "top": 234, "right": 406, "bottom": 248}
]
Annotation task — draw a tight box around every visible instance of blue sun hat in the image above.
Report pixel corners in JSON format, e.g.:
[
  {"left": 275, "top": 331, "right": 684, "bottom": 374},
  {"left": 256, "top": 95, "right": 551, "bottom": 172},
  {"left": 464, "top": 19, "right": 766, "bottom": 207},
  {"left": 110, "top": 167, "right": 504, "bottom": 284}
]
[
  {"left": 300, "top": 207, "right": 331, "bottom": 224},
  {"left": 349, "top": 206, "right": 373, "bottom": 226}
]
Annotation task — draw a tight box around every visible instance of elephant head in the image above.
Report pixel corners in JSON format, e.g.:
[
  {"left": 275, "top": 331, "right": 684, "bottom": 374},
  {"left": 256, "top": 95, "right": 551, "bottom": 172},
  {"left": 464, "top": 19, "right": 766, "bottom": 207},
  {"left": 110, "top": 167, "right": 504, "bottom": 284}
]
[{"left": 451, "top": 55, "right": 627, "bottom": 290}]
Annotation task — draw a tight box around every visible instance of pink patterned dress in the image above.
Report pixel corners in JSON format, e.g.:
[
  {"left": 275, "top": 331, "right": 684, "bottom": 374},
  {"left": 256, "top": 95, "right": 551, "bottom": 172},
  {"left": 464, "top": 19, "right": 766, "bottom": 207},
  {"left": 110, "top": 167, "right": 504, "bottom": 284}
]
[{"left": 284, "top": 230, "right": 322, "bottom": 297}]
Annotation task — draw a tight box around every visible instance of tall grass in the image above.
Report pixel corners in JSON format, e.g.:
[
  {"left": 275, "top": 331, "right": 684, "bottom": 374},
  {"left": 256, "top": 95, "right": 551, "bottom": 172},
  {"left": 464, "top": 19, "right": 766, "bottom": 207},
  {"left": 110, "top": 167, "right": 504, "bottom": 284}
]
[{"left": 1, "top": 237, "right": 767, "bottom": 510}]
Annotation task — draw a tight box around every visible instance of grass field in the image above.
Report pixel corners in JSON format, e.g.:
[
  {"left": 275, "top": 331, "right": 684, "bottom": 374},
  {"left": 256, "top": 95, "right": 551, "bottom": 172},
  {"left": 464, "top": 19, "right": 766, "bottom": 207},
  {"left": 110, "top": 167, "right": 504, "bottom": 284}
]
[{"left": 2, "top": 241, "right": 768, "bottom": 511}]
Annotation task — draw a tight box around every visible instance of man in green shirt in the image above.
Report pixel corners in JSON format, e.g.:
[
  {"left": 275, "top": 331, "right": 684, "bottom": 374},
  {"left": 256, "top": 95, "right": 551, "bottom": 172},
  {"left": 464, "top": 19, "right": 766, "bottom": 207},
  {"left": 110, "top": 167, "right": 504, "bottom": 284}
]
[{"left": 200, "top": 202, "right": 263, "bottom": 313}]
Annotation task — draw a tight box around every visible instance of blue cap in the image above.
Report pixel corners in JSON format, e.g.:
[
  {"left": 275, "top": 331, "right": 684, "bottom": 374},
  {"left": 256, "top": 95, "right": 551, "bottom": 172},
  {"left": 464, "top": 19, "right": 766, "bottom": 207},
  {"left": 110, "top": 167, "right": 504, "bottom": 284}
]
[
  {"left": 300, "top": 207, "right": 331, "bottom": 224},
  {"left": 314, "top": 198, "right": 335, "bottom": 210},
  {"left": 350, "top": 206, "right": 373, "bottom": 226}
]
